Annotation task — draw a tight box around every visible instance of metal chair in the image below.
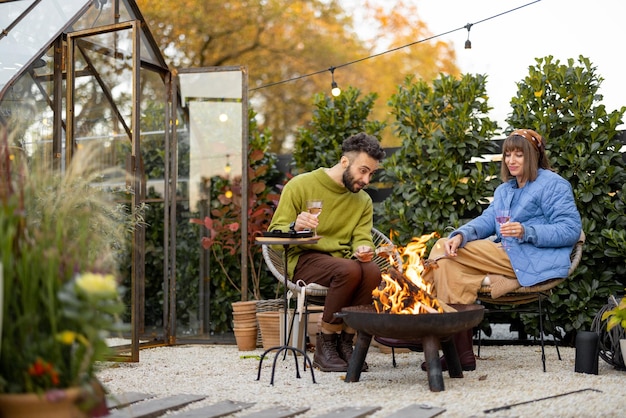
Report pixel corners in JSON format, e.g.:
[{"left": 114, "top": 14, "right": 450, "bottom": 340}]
[
  {"left": 476, "top": 231, "right": 586, "bottom": 371},
  {"left": 261, "top": 227, "right": 402, "bottom": 350}
]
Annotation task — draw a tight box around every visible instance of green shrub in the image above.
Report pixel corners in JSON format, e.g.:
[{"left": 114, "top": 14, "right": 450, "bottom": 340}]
[
  {"left": 376, "top": 73, "right": 500, "bottom": 244},
  {"left": 506, "top": 55, "right": 626, "bottom": 342},
  {"left": 294, "top": 86, "right": 386, "bottom": 173}
]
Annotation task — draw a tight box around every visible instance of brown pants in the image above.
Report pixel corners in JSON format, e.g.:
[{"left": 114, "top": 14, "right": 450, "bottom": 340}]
[
  {"left": 293, "top": 251, "right": 381, "bottom": 332},
  {"left": 425, "top": 238, "right": 515, "bottom": 304}
]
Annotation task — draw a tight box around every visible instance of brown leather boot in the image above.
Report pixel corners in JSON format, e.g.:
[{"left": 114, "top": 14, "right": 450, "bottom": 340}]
[
  {"left": 313, "top": 333, "right": 348, "bottom": 372},
  {"left": 421, "top": 328, "right": 476, "bottom": 371},
  {"left": 337, "top": 331, "right": 368, "bottom": 372}
]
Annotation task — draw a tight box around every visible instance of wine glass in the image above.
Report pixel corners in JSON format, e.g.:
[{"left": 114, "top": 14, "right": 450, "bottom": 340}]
[
  {"left": 496, "top": 209, "right": 511, "bottom": 249},
  {"left": 306, "top": 199, "right": 323, "bottom": 236}
]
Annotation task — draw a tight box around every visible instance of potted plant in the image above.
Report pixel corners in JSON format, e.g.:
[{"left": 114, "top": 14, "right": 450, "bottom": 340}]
[
  {"left": 0, "top": 132, "right": 131, "bottom": 416},
  {"left": 601, "top": 293, "right": 626, "bottom": 366}
]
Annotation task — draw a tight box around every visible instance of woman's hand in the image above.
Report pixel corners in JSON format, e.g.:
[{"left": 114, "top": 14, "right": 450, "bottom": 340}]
[
  {"left": 445, "top": 235, "right": 463, "bottom": 256},
  {"left": 500, "top": 221, "right": 524, "bottom": 239}
]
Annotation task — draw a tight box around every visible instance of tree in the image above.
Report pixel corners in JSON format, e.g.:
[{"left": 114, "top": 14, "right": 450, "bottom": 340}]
[{"left": 136, "top": 0, "right": 459, "bottom": 151}]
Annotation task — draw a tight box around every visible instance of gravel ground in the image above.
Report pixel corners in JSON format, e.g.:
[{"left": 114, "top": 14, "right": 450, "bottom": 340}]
[{"left": 96, "top": 340, "right": 626, "bottom": 418}]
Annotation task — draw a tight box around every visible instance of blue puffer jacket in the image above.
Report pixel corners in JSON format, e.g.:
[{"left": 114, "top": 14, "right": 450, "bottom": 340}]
[{"left": 450, "top": 169, "right": 582, "bottom": 286}]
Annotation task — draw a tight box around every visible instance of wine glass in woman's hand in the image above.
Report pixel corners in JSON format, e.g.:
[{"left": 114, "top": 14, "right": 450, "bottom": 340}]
[
  {"left": 496, "top": 209, "right": 511, "bottom": 249},
  {"left": 306, "top": 199, "right": 323, "bottom": 236}
]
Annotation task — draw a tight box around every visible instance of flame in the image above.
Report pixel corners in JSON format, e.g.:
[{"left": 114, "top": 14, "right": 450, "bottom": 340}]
[{"left": 373, "top": 232, "right": 442, "bottom": 314}]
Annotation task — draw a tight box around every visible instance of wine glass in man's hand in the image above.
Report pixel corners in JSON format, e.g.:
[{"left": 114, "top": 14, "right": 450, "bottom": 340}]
[{"left": 306, "top": 199, "right": 323, "bottom": 236}]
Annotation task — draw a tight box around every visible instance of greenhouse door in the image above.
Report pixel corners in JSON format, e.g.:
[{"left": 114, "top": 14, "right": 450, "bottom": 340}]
[
  {"left": 66, "top": 21, "right": 144, "bottom": 361},
  {"left": 167, "top": 67, "right": 249, "bottom": 341}
]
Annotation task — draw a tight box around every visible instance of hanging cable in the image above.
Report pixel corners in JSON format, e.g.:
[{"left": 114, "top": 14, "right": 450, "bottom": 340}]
[{"left": 249, "top": 0, "right": 542, "bottom": 92}]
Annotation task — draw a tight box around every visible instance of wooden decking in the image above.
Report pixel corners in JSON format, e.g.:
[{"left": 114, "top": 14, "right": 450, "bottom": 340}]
[{"left": 105, "top": 393, "right": 445, "bottom": 418}]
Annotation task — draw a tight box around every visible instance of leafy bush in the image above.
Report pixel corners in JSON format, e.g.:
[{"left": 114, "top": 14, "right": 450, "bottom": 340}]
[
  {"left": 294, "top": 86, "right": 386, "bottom": 173},
  {"left": 376, "top": 73, "right": 500, "bottom": 244},
  {"left": 506, "top": 55, "right": 626, "bottom": 342}
]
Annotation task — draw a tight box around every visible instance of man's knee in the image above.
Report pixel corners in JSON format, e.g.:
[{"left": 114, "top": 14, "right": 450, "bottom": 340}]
[{"left": 335, "top": 260, "right": 361, "bottom": 279}]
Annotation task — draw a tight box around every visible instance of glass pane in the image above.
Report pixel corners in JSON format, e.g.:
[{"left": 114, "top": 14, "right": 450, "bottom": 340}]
[
  {"left": 71, "top": 0, "right": 162, "bottom": 67},
  {"left": 0, "top": 0, "right": 91, "bottom": 90},
  {"left": 72, "top": 34, "right": 133, "bottom": 155},
  {"left": 177, "top": 70, "right": 245, "bottom": 337}
]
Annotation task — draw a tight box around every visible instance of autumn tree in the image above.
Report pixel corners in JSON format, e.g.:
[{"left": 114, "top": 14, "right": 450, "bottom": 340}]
[{"left": 137, "top": 0, "right": 458, "bottom": 151}]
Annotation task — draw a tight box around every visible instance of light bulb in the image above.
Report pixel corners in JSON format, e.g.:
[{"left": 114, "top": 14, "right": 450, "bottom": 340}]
[
  {"left": 464, "top": 23, "right": 473, "bottom": 50},
  {"left": 331, "top": 81, "right": 341, "bottom": 97},
  {"left": 225, "top": 190, "right": 233, "bottom": 199},
  {"left": 219, "top": 113, "right": 228, "bottom": 122}
]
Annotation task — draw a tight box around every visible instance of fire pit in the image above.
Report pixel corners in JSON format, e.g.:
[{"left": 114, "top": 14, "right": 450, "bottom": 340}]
[{"left": 335, "top": 303, "right": 484, "bottom": 392}]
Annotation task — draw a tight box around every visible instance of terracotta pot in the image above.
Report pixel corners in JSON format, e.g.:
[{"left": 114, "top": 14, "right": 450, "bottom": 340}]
[
  {"left": 233, "top": 326, "right": 258, "bottom": 351},
  {"left": 231, "top": 300, "right": 258, "bottom": 313},
  {"left": 257, "top": 311, "right": 281, "bottom": 350},
  {"left": 232, "top": 311, "right": 257, "bottom": 329},
  {"left": 0, "top": 380, "right": 107, "bottom": 418}
]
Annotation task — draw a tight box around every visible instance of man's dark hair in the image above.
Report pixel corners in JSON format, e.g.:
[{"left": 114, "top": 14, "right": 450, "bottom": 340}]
[{"left": 341, "top": 132, "right": 385, "bottom": 161}]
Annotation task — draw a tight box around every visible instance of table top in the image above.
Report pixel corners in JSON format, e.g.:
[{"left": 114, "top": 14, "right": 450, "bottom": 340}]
[{"left": 254, "top": 235, "right": 322, "bottom": 245}]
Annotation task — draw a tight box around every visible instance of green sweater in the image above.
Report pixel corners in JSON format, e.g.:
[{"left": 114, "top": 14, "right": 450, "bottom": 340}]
[{"left": 269, "top": 168, "right": 374, "bottom": 278}]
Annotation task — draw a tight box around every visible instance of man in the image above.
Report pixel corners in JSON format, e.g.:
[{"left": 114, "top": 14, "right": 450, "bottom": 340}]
[{"left": 268, "top": 132, "right": 386, "bottom": 372}]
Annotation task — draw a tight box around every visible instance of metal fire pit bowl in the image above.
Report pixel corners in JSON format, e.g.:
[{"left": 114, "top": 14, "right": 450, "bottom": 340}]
[{"left": 335, "top": 304, "right": 485, "bottom": 392}]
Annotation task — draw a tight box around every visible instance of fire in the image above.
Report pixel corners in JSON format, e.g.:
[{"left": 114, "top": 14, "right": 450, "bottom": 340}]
[{"left": 373, "top": 232, "right": 443, "bottom": 314}]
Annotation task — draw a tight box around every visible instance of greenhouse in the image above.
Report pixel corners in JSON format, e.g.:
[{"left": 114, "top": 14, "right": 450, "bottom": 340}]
[{"left": 1, "top": 0, "right": 249, "bottom": 361}]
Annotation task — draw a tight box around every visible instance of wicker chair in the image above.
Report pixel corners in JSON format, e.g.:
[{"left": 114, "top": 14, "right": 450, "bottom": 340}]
[
  {"left": 261, "top": 227, "right": 402, "bottom": 349},
  {"left": 476, "top": 231, "right": 586, "bottom": 371}
]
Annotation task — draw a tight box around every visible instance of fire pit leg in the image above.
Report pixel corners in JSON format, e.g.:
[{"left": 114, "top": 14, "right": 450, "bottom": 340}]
[
  {"left": 441, "top": 338, "right": 463, "bottom": 378},
  {"left": 344, "top": 331, "right": 372, "bottom": 382},
  {"left": 422, "top": 335, "right": 445, "bottom": 392}
]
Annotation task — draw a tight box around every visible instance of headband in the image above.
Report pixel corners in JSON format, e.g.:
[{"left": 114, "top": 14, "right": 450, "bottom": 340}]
[{"left": 510, "top": 129, "right": 544, "bottom": 153}]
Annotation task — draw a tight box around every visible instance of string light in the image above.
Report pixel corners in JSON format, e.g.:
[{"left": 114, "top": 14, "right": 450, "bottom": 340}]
[
  {"left": 330, "top": 67, "right": 341, "bottom": 97},
  {"left": 464, "top": 23, "right": 473, "bottom": 49},
  {"left": 249, "top": 0, "right": 541, "bottom": 92},
  {"left": 224, "top": 154, "right": 232, "bottom": 174}
]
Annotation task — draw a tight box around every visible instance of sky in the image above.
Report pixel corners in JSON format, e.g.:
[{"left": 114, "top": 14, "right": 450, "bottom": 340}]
[{"left": 339, "top": 0, "right": 626, "bottom": 131}]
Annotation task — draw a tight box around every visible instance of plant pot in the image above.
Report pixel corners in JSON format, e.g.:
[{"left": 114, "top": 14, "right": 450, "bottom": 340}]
[
  {"left": 620, "top": 339, "right": 626, "bottom": 367},
  {"left": 0, "top": 380, "right": 107, "bottom": 418},
  {"left": 257, "top": 311, "right": 281, "bottom": 350},
  {"left": 232, "top": 311, "right": 257, "bottom": 329},
  {"left": 231, "top": 300, "right": 258, "bottom": 313},
  {"left": 233, "top": 326, "right": 258, "bottom": 351}
]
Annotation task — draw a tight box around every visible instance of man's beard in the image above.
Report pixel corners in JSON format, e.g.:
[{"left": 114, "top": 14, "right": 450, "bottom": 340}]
[{"left": 343, "top": 166, "right": 365, "bottom": 193}]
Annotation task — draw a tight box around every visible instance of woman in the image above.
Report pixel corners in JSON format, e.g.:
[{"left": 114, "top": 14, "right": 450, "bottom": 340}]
[{"left": 423, "top": 128, "right": 582, "bottom": 371}]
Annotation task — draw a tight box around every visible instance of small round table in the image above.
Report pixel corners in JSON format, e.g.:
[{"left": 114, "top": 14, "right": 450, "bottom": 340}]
[{"left": 254, "top": 235, "right": 321, "bottom": 384}]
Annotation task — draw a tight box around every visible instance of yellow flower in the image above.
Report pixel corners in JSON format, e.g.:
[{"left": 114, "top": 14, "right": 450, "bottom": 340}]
[
  {"left": 534, "top": 90, "right": 543, "bottom": 98},
  {"left": 56, "top": 330, "right": 77, "bottom": 345},
  {"left": 76, "top": 273, "right": 118, "bottom": 297}
]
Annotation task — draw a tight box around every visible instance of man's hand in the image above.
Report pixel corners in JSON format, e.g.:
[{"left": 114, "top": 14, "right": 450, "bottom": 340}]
[
  {"left": 294, "top": 212, "right": 319, "bottom": 232},
  {"left": 354, "top": 246, "right": 374, "bottom": 262}
]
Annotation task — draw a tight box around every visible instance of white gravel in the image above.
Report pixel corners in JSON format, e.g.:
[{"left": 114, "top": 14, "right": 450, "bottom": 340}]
[{"left": 96, "top": 341, "right": 626, "bottom": 418}]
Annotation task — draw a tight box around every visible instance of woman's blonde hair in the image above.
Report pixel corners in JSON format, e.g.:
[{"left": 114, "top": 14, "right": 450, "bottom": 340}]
[{"left": 500, "top": 129, "right": 552, "bottom": 183}]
